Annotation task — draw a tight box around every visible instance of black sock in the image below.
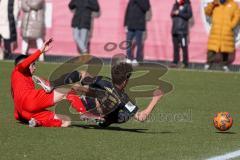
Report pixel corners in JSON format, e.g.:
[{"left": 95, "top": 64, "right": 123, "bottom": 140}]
[
  {"left": 50, "top": 71, "right": 81, "bottom": 88},
  {"left": 81, "top": 76, "right": 97, "bottom": 85}
]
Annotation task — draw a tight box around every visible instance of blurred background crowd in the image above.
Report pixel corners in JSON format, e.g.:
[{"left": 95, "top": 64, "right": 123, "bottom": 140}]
[{"left": 1, "top": 0, "right": 240, "bottom": 71}]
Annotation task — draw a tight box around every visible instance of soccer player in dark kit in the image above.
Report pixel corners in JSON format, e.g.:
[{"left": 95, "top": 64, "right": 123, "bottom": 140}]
[{"left": 34, "top": 60, "right": 163, "bottom": 128}]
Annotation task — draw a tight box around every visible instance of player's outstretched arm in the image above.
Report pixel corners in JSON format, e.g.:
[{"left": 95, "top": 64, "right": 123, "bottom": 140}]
[
  {"left": 134, "top": 89, "right": 163, "bottom": 122},
  {"left": 17, "top": 38, "right": 53, "bottom": 72},
  {"left": 40, "top": 38, "right": 53, "bottom": 53}
]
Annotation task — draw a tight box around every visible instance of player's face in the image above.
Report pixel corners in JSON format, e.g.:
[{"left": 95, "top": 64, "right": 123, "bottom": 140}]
[
  {"left": 122, "top": 80, "right": 128, "bottom": 89},
  {"left": 29, "top": 62, "right": 36, "bottom": 74}
]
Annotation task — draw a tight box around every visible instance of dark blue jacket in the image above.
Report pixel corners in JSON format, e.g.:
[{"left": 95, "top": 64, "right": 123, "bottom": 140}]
[
  {"left": 69, "top": 0, "right": 100, "bottom": 30},
  {"left": 124, "top": 0, "right": 151, "bottom": 31},
  {"left": 171, "top": 0, "right": 193, "bottom": 35}
]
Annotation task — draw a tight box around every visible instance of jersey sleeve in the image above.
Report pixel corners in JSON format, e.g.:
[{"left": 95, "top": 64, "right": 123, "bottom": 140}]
[
  {"left": 88, "top": 76, "right": 139, "bottom": 121},
  {"left": 113, "top": 93, "right": 139, "bottom": 123},
  {"left": 90, "top": 76, "right": 113, "bottom": 89},
  {"left": 120, "top": 93, "right": 139, "bottom": 116},
  {"left": 16, "top": 50, "right": 42, "bottom": 73}
]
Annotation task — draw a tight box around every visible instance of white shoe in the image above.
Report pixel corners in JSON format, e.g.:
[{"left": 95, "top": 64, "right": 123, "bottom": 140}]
[
  {"left": 32, "top": 75, "right": 53, "bottom": 93},
  {"left": 126, "top": 58, "right": 132, "bottom": 64},
  {"left": 0, "top": 48, "right": 3, "bottom": 60},
  {"left": 222, "top": 66, "right": 230, "bottom": 72},
  {"left": 39, "top": 54, "right": 44, "bottom": 62},
  {"left": 132, "top": 59, "right": 139, "bottom": 66},
  {"left": 29, "top": 118, "right": 38, "bottom": 127},
  {"left": 204, "top": 64, "right": 210, "bottom": 70}
]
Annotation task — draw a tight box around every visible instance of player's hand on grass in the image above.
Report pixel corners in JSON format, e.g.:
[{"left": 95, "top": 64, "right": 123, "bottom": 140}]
[
  {"left": 41, "top": 38, "right": 53, "bottom": 53},
  {"left": 134, "top": 110, "right": 149, "bottom": 122},
  {"left": 135, "top": 89, "right": 163, "bottom": 122}
]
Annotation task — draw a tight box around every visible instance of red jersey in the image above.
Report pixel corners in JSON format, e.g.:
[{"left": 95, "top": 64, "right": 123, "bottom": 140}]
[
  {"left": 11, "top": 50, "right": 42, "bottom": 120},
  {"left": 11, "top": 50, "right": 86, "bottom": 126}
]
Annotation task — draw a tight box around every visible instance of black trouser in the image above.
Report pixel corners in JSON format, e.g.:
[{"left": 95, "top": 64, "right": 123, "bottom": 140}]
[
  {"left": 172, "top": 34, "right": 189, "bottom": 66},
  {"left": 127, "top": 29, "right": 144, "bottom": 61},
  {"left": 0, "top": 35, "right": 12, "bottom": 58},
  {"left": 207, "top": 50, "right": 235, "bottom": 66}
]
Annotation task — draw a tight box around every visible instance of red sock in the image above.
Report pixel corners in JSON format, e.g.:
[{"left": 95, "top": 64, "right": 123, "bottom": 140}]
[
  {"left": 40, "top": 119, "right": 62, "bottom": 127},
  {"left": 66, "top": 91, "right": 87, "bottom": 114}
]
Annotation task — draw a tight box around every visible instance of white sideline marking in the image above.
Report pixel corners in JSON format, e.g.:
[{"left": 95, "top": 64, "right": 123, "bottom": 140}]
[{"left": 206, "top": 150, "right": 240, "bottom": 160}]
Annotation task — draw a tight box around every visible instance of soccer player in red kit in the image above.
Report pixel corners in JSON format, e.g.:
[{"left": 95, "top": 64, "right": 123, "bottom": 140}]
[{"left": 11, "top": 38, "right": 87, "bottom": 127}]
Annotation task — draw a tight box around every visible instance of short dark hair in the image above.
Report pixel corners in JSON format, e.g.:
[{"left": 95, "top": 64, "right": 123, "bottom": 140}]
[
  {"left": 14, "top": 55, "right": 29, "bottom": 66},
  {"left": 111, "top": 62, "right": 133, "bottom": 85}
]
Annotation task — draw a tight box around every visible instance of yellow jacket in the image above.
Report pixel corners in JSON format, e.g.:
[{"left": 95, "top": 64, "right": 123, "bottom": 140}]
[{"left": 205, "top": 0, "right": 239, "bottom": 53}]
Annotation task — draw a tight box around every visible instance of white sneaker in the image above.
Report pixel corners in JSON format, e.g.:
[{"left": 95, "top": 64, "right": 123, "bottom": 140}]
[
  {"left": 0, "top": 48, "right": 3, "bottom": 60},
  {"left": 204, "top": 64, "right": 210, "bottom": 70},
  {"left": 39, "top": 54, "right": 44, "bottom": 62},
  {"left": 126, "top": 58, "right": 132, "bottom": 64},
  {"left": 132, "top": 59, "right": 139, "bottom": 66},
  {"left": 32, "top": 75, "right": 53, "bottom": 93},
  {"left": 29, "top": 118, "right": 38, "bottom": 127},
  {"left": 222, "top": 66, "right": 230, "bottom": 72}
]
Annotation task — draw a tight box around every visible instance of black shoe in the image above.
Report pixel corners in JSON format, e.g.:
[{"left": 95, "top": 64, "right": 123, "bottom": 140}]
[
  {"left": 3, "top": 52, "right": 10, "bottom": 59},
  {"left": 81, "top": 76, "right": 97, "bottom": 85},
  {"left": 97, "top": 120, "right": 112, "bottom": 128},
  {"left": 182, "top": 64, "right": 189, "bottom": 69}
]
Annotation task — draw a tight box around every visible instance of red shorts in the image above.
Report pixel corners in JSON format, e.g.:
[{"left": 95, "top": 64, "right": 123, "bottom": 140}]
[
  {"left": 17, "top": 89, "right": 87, "bottom": 127},
  {"left": 16, "top": 89, "right": 62, "bottom": 127},
  {"left": 32, "top": 110, "right": 62, "bottom": 127}
]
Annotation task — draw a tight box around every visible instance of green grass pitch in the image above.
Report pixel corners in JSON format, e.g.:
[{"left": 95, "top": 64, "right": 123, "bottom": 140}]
[{"left": 0, "top": 61, "right": 240, "bottom": 160}]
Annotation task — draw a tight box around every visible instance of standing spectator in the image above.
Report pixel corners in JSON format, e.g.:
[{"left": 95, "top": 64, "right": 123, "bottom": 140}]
[
  {"left": 170, "top": 0, "right": 193, "bottom": 68},
  {"left": 0, "top": 0, "right": 19, "bottom": 60},
  {"left": 21, "top": 0, "right": 45, "bottom": 61},
  {"left": 204, "top": 0, "right": 239, "bottom": 71},
  {"left": 124, "top": 0, "right": 151, "bottom": 65},
  {"left": 69, "top": 0, "right": 100, "bottom": 54}
]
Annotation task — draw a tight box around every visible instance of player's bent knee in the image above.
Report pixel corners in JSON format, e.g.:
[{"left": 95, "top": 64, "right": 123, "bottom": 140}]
[
  {"left": 54, "top": 114, "right": 71, "bottom": 127},
  {"left": 53, "top": 90, "right": 69, "bottom": 103}
]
